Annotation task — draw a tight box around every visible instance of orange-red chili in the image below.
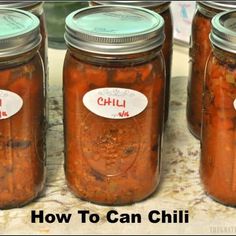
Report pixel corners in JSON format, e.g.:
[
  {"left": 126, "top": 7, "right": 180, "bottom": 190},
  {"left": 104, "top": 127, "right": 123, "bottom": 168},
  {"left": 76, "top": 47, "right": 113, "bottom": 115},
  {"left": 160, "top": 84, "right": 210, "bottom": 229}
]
[
  {"left": 0, "top": 9, "right": 45, "bottom": 209},
  {"left": 63, "top": 5, "right": 165, "bottom": 205}
]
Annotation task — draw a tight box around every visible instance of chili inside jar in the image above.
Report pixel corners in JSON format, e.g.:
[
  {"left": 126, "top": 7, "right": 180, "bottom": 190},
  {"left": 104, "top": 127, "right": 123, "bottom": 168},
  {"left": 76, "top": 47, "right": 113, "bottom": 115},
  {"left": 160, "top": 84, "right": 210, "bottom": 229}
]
[
  {"left": 64, "top": 5, "right": 165, "bottom": 205},
  {"left": 90, "top": 1, "right": 173, "bottom": 123},
  {"left": 0, "top": 8, "right": 46, "bottom": 209},
  {"left": 201, "top": 10, "right": 236, "bottom": 206},
  {"left": 187, "top": 1, "right": 236, "bottom": 139}
]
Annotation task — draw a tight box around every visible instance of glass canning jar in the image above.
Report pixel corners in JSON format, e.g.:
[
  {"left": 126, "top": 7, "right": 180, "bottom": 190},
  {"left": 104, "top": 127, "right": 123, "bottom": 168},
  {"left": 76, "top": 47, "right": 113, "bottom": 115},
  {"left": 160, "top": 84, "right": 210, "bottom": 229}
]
[
  {"left": 90, "top": 1, "right": 173, "bottom": 123},
  {"left": 63, "top": 5, "right": 165, "bottom": 205},
  {"left": 187, "top": 1, "right": 236, "bottom": 139},
  {"left": 201, "top": 10, "right": 236, "bottom": 206},
  {"left": 0, "top": 9, "right": 46, "bottom": 209}
]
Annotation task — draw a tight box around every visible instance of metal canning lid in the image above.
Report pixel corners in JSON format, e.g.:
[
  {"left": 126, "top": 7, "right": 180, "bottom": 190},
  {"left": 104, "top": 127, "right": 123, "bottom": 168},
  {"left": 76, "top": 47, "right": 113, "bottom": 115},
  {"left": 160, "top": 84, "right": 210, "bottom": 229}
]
[
  {"left": 210, "top": 10, "right": 236, "bottom": 53},
  {"left": 0, "top": 8, "right": 41, "bottom": 57},
  {"left": 0, "top": 2, "right": 43, "bottom": 16},
  {"left": 92, "top": 1, "right": 171, "bottom": 12},
  {"left": 200, "top": 1, "right": 236, "bottom": 11},
  {"left": 198, "top": 1, "right": 236, "bottom": 17},
  {"left": 65, "top": 5, "right": 165, "bottom": 55},
  {"left": 0, "top": 1, "right": 41, "bottom": 9}
]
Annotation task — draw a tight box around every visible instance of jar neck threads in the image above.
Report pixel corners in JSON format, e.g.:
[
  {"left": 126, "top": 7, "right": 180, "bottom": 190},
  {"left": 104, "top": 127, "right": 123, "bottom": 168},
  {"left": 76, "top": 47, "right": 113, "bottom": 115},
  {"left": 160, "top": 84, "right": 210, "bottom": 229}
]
[{"left": 67, "top": 45, "right": 162, "bottom": 66}]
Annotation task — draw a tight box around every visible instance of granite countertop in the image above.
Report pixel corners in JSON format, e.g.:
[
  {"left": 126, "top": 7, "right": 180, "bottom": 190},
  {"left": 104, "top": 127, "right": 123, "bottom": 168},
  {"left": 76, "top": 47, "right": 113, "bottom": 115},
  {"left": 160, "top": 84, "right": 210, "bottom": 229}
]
[{"left": 0, "top": 45, "right": 235, "bottom": 235}]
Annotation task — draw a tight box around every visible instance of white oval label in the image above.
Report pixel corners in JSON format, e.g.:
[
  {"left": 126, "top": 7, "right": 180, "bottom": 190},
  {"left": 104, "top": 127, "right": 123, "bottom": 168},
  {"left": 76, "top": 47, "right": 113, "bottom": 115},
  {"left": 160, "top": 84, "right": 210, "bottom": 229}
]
[
  {"left": 234, "top": 99, "right": 236, "bottom": 110},
  {"left": 83, "top": 88, "right": 148, "bottom": 119},
  {"left": 0, "top": 90, "right": 23, "bottom": 120}
]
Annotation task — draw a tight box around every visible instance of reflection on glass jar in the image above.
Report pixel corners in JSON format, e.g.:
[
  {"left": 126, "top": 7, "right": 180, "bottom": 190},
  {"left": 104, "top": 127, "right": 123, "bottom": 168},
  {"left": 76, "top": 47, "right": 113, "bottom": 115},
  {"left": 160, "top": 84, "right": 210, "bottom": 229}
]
[
  {"left": 187, "top": 1, "right": 236, "bottom": 139},
  {"left": 201, "top": 10, "right": 236, "bottom": 206},
  {"left": 44, "top": 1, "right": 88, "bottom": 49},
  {"left": 63, "top": 5, "right": 165, "bottom": 205},
  {"left": 0, "top": 9, "right": 46, "bottom": 209}
]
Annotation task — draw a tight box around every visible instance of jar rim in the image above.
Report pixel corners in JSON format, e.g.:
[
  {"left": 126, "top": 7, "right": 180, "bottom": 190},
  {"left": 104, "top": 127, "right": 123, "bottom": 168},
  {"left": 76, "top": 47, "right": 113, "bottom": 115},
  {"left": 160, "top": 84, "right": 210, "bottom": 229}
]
[
  {"left": 0, "top": 1, "right": 42, "bottom": 9},
  {"left": 65, "top": 5, "right": 165, "bottom": 55},
  {"left": 198, "top": 1, "right": 236, "bottom": 18},
  {"left": 200, "top": 1, "right": 236, "bottom": 11},
  {"left": 91, "top": 1, "right": 171, "bottom": 12},
  {"left": 210, "top": 10, "right": 236, "bottom": 54}
]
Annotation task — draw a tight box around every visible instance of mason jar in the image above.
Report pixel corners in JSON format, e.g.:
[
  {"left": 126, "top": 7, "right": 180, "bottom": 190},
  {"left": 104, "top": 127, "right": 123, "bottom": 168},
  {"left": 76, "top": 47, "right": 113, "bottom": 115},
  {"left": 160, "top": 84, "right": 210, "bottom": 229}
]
[
  {"left": 90, "top": 1, "right": 173, "bottom": 123},
  {"left": 201, "top": 10, "right": 236, "bottom": 206},
  {"left": 187, "top": 1, "right": 236, "bottom": 139},
  {"left": 0, "top": 9, "right": 46, "bottom": 209},
  {"left": 63, "top": 5, "right": 165, "bottom": 205}
]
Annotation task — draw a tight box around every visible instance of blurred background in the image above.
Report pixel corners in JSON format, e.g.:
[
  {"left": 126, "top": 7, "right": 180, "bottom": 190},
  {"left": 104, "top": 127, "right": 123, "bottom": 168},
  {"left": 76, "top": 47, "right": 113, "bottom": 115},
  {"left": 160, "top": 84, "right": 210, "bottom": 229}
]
[{"left": 44, "top": 1, "right": 89, "bottom": 49}]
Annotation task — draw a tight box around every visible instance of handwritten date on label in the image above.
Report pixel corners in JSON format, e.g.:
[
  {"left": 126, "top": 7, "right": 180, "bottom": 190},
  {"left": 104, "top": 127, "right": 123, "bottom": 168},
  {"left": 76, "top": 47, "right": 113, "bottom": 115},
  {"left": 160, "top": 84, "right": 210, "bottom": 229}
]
[{"left": 83, "top": 88, "right": 148, "bottom": 119}]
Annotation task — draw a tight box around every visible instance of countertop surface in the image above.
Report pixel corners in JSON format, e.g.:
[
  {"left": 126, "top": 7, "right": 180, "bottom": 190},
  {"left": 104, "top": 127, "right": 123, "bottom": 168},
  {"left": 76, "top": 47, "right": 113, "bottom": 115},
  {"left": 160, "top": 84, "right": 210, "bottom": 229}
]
[{"left": 0, "top": 44, "right": 235, "bottom": 235}]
